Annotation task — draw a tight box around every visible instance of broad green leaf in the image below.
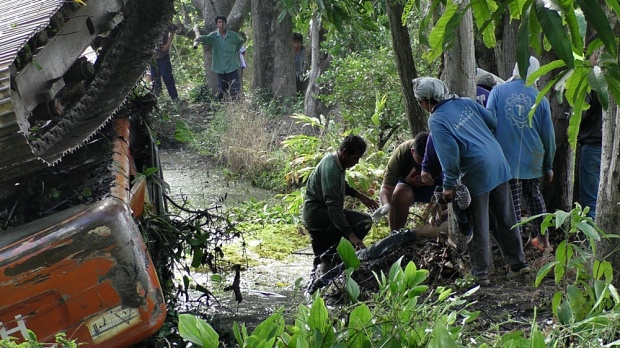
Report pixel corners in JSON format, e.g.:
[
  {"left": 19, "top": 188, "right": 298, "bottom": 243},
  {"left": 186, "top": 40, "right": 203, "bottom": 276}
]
[
  {"left": 346, "top": 276, "right": 360, "bottom": 300},
  {"left": 404, "top": 261, "right": 418, "bottom": 286},
  {"left": 337, "top": 238, "right": 360, "bottom": 269},
  {"left": 309, "top": 297, "right": 330, "bottom": 335},
  {"left": 553, "top": 210, "right": 570, "bottom": 228},
  {"left": 426, "top": 0, "right": 459, "bottom": 61},
  {"left": 349, "top": 304, "right": 372, "bottom": 330},
  {"left": 428, "top": 321, "right": 458, "bottom": 348},
  {"left": 558, "top": 2, "right": 582, "bottom": 53},
  {"left": 552, "top": 291, "right": 563, "bottom": 317},
  {"left": 588, "top": 66, "right": 609, "bottom": 110},
  {"left": 576, "top": 220, "right": 601, "bottom": 241},
  {"left": 470, "top": 0, "right": 497, "bottom": 47},
  {"left": 178, "top": 314, "right": 220, "bottom": 348},
  {"left": 606, "top": 0, "right": 620, "bottom": 20},
  {"left": 557, "top": 298, "right": 574, "bottom": 324},
  {"left": 533, "top": 0, "right": 574, "bottom": 68},
  {"left": 530, "top": 330, "right": 546, "bottom": 348},
  {"left": 576, "top": 0, "right": 617, "bottom": 57},
  {"left": 517, "top": 7, "right": 532, "bottom": 78},
  {"left": 527, "top": 3, "right": 542, "bottom": 54},
  {"left": 535, "top": 260, "right": 558, "bottom": 287}
]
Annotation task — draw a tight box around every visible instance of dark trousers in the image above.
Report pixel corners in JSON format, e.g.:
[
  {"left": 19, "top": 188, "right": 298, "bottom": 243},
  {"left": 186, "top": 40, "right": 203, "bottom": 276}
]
[
  {"left": 468, "top": 181, "right": 526, "bottom": 277},
  {"left": 217, "top": 70, "right": 241, "bottom": 101},
  {"left": 306, "top": 210, "right": 372, "bottom": 265},
  {"left": 150, "top": 53, "right": 178, "bottom": 100}
]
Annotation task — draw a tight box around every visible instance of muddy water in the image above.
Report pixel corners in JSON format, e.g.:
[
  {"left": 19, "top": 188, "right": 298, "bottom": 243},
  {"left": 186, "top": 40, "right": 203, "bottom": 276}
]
[{"left": 159, "top": 149, "right": 313, "bottom": 330}]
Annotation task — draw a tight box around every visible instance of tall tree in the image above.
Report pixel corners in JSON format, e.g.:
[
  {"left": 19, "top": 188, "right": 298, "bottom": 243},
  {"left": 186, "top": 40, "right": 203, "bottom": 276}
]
[
  {"left": 251, "top": 0, "right": 296, "bottom": 98},
  {"left": 385, "top": 0, "right": 426, "bottom": 137}
]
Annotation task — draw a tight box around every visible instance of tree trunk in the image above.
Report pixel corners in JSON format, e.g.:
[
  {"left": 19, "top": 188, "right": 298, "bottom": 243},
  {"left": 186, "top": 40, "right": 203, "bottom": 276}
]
[
  {"left": 597, "top": 102, "right": 620, "bottom": 282},
  {"left": 385, "top": 0, "right": 426, "bottom": 137},
  {"left": 442, "top": 0, "right": 475, "bottom": 99},
  {"left": 539, "top": 50, "right": 574, "bottom": 214},
  {"left": 442, "top": 0, "right": 477, "bottom": 258},
  {"left": 596, "top": 0, "right": 620, "bottom": 283},
  {"left": 250, "top": 0, "right": 295, "bottom": 99},
  {"left": 304, "top": 14, "right": 322, "bottom": 117},
  {"left": 192, "top": 0, "right": 250, "bottom": 97},
  {"left": 494, "top": 17, "right": 520, "bottom": 80}
]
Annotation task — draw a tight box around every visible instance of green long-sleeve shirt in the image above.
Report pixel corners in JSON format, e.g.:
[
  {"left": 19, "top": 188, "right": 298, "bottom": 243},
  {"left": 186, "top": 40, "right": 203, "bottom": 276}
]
[
  {"left": 302, "top": 153, "right": 357, "bottom": 237},
  {"left": 198, "top": 30, "right": 244, "bottom": 74}
]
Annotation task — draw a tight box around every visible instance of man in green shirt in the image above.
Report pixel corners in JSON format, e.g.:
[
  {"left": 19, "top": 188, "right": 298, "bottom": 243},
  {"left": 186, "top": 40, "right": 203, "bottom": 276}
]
[
  {"left": 302, "top": 135, "right": 378, "bottom": 268},
  {"left": 193, "top": 15, "right": 244, "bottom": 101}
]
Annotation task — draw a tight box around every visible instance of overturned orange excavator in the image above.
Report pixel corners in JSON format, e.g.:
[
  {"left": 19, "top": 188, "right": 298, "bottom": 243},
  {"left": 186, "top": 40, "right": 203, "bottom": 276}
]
[{"left": 0, "top": 0, "right": 174, "bottom": 345}]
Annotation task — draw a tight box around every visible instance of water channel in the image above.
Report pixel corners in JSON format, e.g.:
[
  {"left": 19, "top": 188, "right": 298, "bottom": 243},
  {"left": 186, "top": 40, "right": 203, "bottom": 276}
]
[{"left": 159, "top": 149, "right": 313, "bottom": 331}]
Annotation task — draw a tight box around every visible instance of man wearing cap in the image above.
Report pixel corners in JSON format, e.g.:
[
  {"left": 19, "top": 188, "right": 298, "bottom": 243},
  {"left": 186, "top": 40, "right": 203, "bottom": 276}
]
[
  {"left": 194, "top": 16, "right": 244, "bottom": 101},
  {"left": 486, "top": 56, "right": 556, "bottom": 252},
  {"left": 412, "top": 77, "right": 529, "bottom": 285}
]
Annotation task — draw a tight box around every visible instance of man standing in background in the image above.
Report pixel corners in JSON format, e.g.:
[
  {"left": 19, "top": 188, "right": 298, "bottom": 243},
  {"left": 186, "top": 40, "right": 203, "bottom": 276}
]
[
  {"left": 151, "top": 24, "right": 179, "bottom": 101},
  {"left": 194, "top": 16, "right": 244, "bottom": 101},
  {"left": 486, "top": 56, "right": 556, "bottom": 252}
]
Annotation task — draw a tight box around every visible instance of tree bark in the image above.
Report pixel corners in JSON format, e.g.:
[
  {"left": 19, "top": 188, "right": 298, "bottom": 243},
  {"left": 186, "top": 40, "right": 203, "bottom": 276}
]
[
  {"left": 442, "top": 0, "right": 475, "bottom": 99},
  {"left": 442, "top": 0, "right": 477, "bottom": 258},
  {"left": 539, "top": 50, "right": 574, "bottom": 214},
  {"left": 304, "top": 14, "right": 322, "bottom": 117},
  {"left": 250, "top": 0, "right": 295, "bottom": 99},
  {"left": 385, "top": 0, "right": 426, "bottom": 137},
  {"left": 494, "top": 17, "right": 519, "bottom": 80},
  {"left": 596, "top": 0, "right": 620, "bottom": 284}
]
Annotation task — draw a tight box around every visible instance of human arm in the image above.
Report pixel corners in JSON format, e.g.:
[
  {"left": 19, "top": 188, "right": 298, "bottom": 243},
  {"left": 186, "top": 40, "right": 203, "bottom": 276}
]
[
  {"left": 372, "top": 184, "right": 394, "bottom": 220},
  {"left": 539, "top": 98, "right": 556, "bottom": 177},
  {"left": 193, "top": 32, "right": 215, "bottom": 47},
  {"left": 475, "top": 100, "right": 498, "bottom": 134},
  {"left": 428, "top": 116, "right": 461, "bottom": 191},
  {"left": 345, "top": 183, "right": 379, "bottom": 211},
  {"left": 162, "top": 30, "right": 175, "bottom": 53},
  {"left": 421, "top": 134, "right": 441, "bottom": 185}
]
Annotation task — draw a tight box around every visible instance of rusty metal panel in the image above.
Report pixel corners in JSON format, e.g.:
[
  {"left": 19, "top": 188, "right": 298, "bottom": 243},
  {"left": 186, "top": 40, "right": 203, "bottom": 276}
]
[{"left": 0, "top": 199, "right": 166, "bottom": 346}]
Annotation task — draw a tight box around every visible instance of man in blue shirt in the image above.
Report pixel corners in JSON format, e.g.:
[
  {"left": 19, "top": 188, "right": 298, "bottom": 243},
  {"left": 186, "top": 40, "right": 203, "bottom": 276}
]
[
  {"left": 413, "top": 77, "right": 529, "bottom": 285},
  {"left": 487, "top": 57, "right": 556, "bottom": 252}
]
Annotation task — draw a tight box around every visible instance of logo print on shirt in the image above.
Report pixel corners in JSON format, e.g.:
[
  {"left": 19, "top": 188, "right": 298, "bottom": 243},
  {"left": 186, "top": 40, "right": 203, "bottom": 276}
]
[
  {"left": 505, "top": 93, "right": 532, "bottom": 128},
  {"left": 454, "top": 106, "right": 474, "bottom": 130}
]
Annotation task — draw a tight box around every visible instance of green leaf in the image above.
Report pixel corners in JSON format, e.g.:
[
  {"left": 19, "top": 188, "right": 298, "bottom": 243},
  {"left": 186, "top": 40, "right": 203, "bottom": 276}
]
[
  {"left": 517, "top": 7, "right": 532, "bottom": 78},
  {"left": 178, "top": 314, "right": 220, "bottom": 348},
  {"left": 428, "top": 321, "right": 458, "bottom": 348},
  {"left": 426, "top": 0, "right": 459, "bottom": 61},
  {"left": 337, "top": 238, "right": 360, "bottom": 269},
  {"left": 533, "top": 0, "right": 574, "bottom": 69},
  {"left": 470, "top": 0, "right": 497, "bottom": 47},
  {"left": 557, "top": 298, "right": 574, "bottom": 325},
  {"left": 588, "top": 66, "right": 609, "bottom": 110},
  {"left": 404, "top": 261, "right": 418, "bottom": 286},
  {"left": 346, "top": 276, "right": 360, "bottom": 300},
  {"left": 535, "top": 260, "right": 558, "bottom": 287},
  {"left": 309, "top": 297, "right": 329, "bottom": 334},
  {"left": 576, "top": 0, "right": 617, "bottom": 57}
]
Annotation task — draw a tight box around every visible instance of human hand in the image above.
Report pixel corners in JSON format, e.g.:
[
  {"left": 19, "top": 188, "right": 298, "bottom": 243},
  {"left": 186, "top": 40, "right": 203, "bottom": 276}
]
[
  {"left": 349, "top": 234, "right": 366, "bottom": 250},
  {"left": 442, "top": 189, "right": 454, "bottom": 203},
  {"left": 371, "top": 203, "right": 391, "bottom": 221},
  {"left": 420, "top": 171, "right": 434, "bottom": 186},
  {"left": 545, "top": 170, "right": 554, "bottom": 182}
]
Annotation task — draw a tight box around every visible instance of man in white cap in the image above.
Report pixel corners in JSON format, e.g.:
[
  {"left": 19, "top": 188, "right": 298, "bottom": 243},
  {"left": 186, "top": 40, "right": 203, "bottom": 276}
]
[
  {"left": 413, "top": 77, "right": 529, "bottom": 285},
  {"left": 486, "top": 56, "right": 556, "bottom": 252}
]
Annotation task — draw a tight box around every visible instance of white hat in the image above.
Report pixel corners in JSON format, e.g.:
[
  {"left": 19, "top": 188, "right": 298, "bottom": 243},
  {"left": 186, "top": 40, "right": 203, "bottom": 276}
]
[
  {"left": 412, "top": 77, "right": 450, "bottom": 100},
  {"left": 512, "top": 56, "right": 540, "bottom": 81}
]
